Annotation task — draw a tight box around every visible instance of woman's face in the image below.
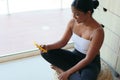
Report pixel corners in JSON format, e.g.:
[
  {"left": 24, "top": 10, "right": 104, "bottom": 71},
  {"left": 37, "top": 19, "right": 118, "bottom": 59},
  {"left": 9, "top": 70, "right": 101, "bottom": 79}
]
[{"left": 71, "top": 7, "right": 88, "bottom": 23}]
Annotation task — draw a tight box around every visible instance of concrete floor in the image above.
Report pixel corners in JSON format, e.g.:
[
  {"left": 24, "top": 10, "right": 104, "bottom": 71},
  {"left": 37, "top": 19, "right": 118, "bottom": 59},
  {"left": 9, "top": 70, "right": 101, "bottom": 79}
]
[
  {"left": 0, "top": 54, "right": 120, "bottom": 80},
  {"left": 0, "top": 55, "right": 54, "bottom": 80}
]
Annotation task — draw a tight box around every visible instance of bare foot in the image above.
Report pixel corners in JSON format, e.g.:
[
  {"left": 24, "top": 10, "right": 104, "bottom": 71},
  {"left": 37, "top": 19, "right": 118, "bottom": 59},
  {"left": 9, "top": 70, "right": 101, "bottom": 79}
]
[
  {"left": 51, "top": 65, "right": 64, "bottom": 74},
  {"left": 51, "top": 65, "right": 68, "bottom": 80}
]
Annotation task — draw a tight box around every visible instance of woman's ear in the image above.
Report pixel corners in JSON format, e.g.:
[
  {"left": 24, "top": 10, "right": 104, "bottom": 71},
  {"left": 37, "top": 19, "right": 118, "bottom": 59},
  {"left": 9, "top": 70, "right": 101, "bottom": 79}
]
[
  {"left": 88, "top": 11, "right": 92, "bottom": 15},
  {"left": 87, "top": 11, "right": 92, "bottom": 17}
]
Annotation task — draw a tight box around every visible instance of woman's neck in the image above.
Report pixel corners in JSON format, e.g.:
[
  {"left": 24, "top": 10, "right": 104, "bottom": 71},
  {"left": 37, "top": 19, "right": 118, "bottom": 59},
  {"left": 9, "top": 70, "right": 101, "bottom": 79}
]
[{"left": 81, "top": 16, "right": 96, "bottom": 27}]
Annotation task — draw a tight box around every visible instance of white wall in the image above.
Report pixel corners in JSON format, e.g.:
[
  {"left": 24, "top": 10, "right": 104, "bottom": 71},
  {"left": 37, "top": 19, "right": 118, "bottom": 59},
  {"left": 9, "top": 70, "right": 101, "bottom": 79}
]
[{"left": 93, "top": 0, "right": 120, "bottom": 74}]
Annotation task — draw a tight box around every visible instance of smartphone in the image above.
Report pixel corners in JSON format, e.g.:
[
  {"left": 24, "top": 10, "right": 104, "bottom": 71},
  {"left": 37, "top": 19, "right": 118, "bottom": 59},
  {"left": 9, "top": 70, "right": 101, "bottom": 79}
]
[{"left": 34, "top": 42, "right": 47, "bottom": 53}]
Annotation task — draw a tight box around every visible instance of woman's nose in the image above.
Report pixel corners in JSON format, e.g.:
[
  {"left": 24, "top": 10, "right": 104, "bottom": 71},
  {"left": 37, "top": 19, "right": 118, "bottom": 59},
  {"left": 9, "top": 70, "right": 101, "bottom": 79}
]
[{"left": 73, "top": 14, "right": 77, "bottom": 19}]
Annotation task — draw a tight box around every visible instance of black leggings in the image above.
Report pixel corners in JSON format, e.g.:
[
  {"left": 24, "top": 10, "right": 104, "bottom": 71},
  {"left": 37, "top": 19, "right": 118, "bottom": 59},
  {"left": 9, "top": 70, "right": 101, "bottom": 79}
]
[{"left": 41, "top": 49, "right": 101, "bottom": 80}]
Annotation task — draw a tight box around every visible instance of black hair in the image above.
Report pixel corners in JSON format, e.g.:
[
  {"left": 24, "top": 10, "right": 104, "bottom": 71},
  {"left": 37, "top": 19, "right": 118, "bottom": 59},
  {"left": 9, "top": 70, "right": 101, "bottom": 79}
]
[{"left": 71, "top": 0, "right": 99, "bottom": 13}]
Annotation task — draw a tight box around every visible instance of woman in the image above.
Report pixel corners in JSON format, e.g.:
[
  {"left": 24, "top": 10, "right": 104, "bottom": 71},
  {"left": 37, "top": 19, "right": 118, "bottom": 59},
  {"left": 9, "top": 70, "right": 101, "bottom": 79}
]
[{"left": 40, "top": 0, "right": 104, "bottom": 80}]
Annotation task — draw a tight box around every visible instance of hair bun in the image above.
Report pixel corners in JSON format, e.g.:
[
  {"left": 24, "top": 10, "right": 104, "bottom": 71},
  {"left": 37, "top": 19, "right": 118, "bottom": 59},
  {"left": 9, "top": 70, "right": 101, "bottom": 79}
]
[{"left": 92, "top": 0, "right": 99, "bottom": 9}]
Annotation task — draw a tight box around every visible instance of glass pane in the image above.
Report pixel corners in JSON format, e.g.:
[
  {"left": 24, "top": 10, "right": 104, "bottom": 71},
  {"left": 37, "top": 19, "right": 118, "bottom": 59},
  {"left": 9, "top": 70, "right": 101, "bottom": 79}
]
[{"left": 8, "top": 0, "right": 61, "bottom": 14}]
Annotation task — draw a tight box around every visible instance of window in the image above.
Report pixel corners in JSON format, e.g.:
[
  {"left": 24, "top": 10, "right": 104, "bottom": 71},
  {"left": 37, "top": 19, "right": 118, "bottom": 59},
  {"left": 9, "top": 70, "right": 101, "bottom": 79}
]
[
  {"left": 0, "top": 0, "right": 72, "bottom": 56},
  {"left": 0, "top": 0, "right": 72, "bottom": 14}
]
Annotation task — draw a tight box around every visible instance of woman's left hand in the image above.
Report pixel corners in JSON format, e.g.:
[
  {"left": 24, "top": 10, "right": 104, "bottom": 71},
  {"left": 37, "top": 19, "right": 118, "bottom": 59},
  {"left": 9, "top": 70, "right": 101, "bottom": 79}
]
[{"left": 58, "top": 71, "right": 70, "bottom": 80}]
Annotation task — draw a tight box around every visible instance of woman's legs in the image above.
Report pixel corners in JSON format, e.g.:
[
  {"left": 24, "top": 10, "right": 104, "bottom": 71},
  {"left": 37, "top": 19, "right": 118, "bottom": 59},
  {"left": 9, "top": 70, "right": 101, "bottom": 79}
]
[
  {"left": 41, "top": 49, "right": 100, "bottom": 80},
  {"left": 41, "top": 49, "right": 79, "bottom": 71},
  {"left": 79, "top": 63, "right": 100, "bottom": 80}
]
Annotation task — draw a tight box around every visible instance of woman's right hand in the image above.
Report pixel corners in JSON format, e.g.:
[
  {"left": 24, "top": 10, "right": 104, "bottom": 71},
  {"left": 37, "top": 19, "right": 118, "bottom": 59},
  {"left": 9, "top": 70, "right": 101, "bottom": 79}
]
[
  {"left": 39, "top": 44, "right": 48, "bottom": 53},
  {"left": 34, "top": 42, "right": 47, "bottom": 53}
]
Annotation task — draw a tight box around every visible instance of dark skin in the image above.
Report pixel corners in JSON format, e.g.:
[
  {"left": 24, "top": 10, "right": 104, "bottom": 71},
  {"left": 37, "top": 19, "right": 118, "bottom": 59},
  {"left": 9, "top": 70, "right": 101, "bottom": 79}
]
[{"left": 40, "top": 7, "right": 104, "bottom": 80}]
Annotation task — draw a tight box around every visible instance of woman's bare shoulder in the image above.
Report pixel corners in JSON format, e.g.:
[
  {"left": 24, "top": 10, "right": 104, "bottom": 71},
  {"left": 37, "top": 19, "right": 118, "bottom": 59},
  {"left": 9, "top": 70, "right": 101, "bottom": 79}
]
[
  {"left": 92, "top": 26, "right": 104, "bottom": 40},
  {"left": 67, "top": 18, "right": 75, "bottom": 29}
]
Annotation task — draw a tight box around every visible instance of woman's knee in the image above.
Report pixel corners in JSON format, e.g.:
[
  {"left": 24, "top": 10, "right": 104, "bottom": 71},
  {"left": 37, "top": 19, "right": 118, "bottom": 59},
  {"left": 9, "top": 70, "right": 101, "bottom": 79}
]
[{"left": 80, "top": 67, "right": 99, "bottom": 80}]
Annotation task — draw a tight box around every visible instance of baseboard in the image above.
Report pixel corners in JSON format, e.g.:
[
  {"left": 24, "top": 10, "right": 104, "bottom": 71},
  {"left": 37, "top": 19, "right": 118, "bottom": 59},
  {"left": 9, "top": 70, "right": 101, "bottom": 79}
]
[{"left": 0, "top": 49, "right": 40, "bottom": 63}]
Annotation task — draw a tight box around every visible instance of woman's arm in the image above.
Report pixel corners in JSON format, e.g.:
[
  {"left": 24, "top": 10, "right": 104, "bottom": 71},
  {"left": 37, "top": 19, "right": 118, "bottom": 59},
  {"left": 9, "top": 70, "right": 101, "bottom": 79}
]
[
  {"left": 45, "top": 19, "right": 75, "bottom": 50},
  {"left": 66, "top": 27, "right": 104, "bottom": 75}
]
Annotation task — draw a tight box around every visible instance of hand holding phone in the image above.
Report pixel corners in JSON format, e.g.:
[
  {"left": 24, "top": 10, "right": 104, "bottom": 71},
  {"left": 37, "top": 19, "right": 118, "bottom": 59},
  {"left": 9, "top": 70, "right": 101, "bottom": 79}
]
[{"left": 34, "top": 42, "right": 47, "bottom": 53}]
